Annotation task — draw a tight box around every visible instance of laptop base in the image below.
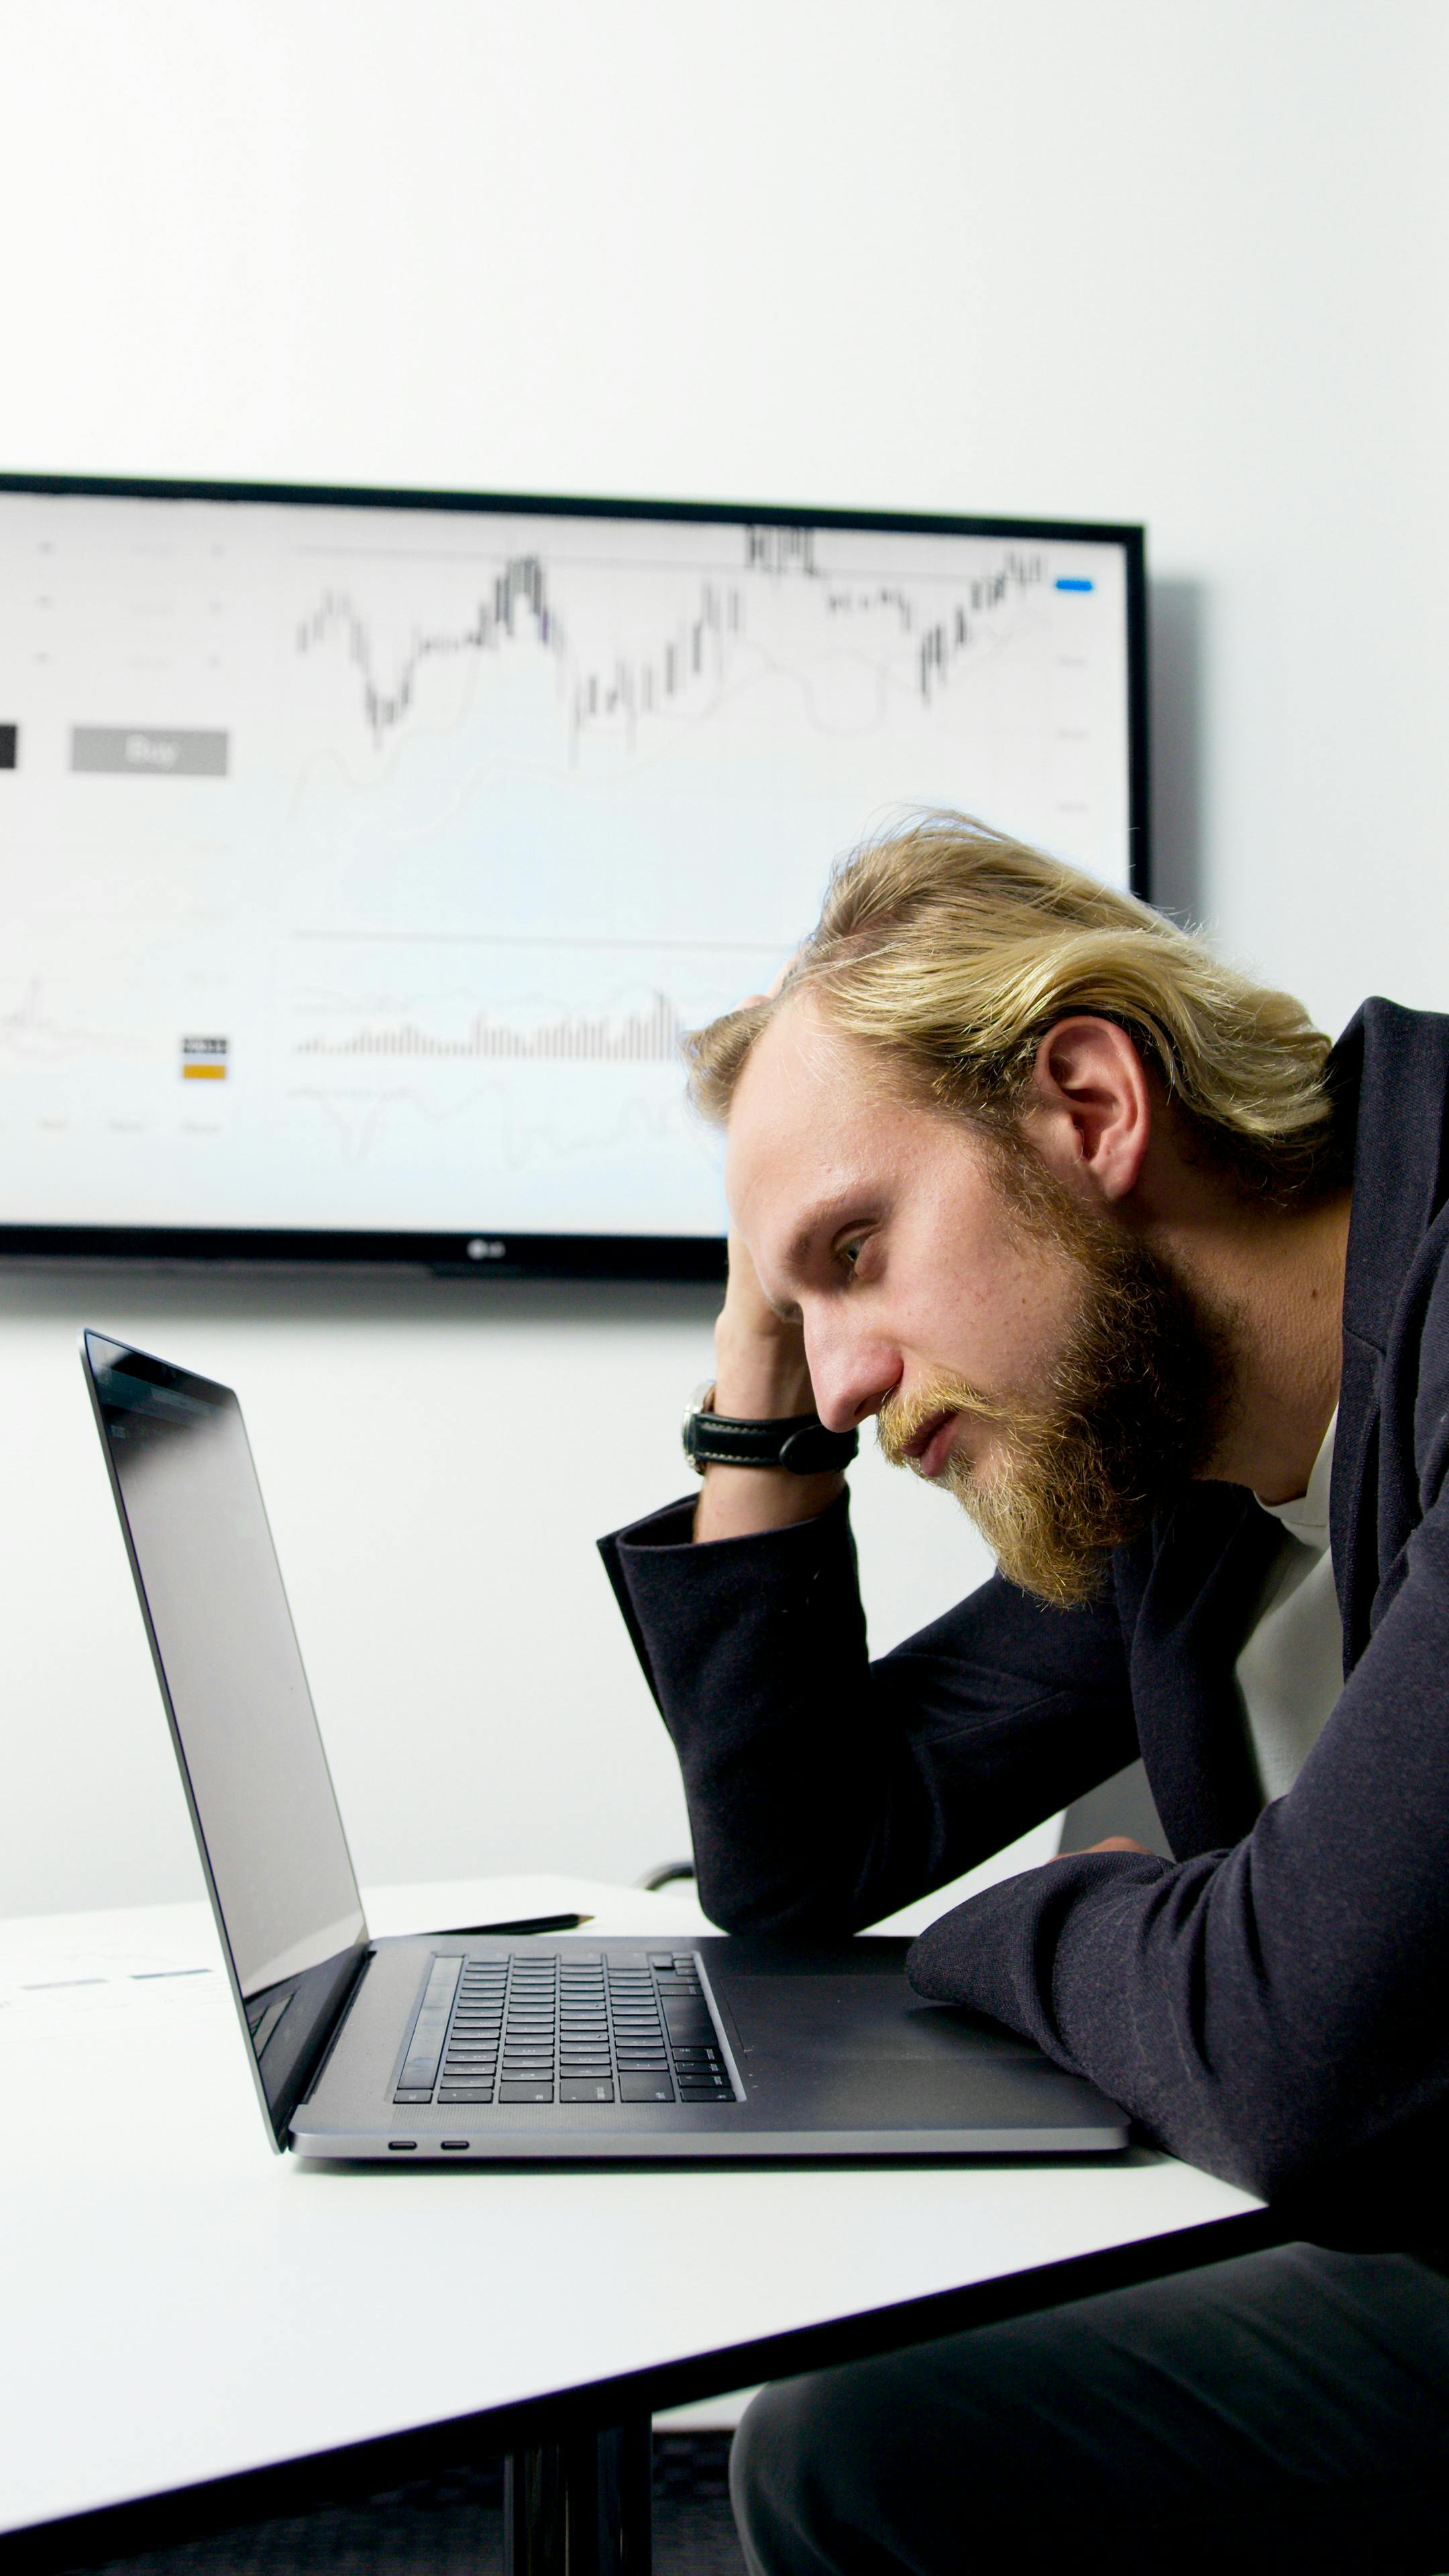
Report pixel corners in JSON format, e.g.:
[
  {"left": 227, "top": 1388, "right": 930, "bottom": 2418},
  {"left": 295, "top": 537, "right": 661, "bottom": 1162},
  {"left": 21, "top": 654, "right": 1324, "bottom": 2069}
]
[{"left": 289, "top": 1935, "right": 1130, "bottom": 2161}]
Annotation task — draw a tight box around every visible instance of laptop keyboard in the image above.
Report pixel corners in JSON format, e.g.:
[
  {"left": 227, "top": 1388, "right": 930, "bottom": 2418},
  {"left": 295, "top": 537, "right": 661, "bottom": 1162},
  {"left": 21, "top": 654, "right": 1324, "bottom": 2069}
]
[{"left": 392, "top": 1950, "right": 735, "bottom": 2109}]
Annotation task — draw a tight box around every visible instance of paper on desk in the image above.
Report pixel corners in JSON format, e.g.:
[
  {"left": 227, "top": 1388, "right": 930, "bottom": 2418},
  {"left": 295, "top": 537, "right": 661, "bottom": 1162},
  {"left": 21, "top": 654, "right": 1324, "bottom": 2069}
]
[
  {"left": 0, "top": 1958, "right": 222, "bottom": 2041},
  {"left": 0, "top": 1905, "right": 225, "bottom": 2040}
]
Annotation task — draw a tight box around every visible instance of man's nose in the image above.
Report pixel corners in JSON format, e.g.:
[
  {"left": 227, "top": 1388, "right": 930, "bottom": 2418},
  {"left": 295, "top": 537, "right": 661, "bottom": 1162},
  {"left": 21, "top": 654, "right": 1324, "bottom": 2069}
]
[{"left": 805, "top": 1319, "right": 900, "bottom": 1434}]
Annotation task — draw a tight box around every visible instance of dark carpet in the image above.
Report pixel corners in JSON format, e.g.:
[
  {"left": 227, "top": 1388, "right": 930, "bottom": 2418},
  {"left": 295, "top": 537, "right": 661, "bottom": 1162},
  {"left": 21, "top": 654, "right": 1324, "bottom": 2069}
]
[{"left": 81, "top": 2434, "right": 745, "bottom": 2575}]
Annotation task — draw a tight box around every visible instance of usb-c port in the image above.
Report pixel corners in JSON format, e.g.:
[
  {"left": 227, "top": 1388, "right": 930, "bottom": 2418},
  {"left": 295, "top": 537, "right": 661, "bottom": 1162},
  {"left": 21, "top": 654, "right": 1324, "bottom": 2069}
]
[
  {"left": 388, "top": 2139, "right": 417, "bottom": 2151},
  {"left": 440, "top": 2139, "right": 470, "bottom": 2151}
]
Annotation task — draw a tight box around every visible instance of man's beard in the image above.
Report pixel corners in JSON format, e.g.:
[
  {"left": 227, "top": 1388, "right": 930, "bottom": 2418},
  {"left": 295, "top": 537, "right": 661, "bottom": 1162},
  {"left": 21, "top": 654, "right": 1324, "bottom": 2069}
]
[{"left": 876, "top": 1167, "right": 1230, "bottom": 1608}]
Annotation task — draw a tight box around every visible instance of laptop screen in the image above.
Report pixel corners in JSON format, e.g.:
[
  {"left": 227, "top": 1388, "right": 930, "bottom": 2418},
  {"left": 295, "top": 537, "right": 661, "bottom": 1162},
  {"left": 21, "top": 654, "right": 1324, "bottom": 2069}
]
[{"left": 82, "top": 1332, "right": 367, "bottom": 2115}]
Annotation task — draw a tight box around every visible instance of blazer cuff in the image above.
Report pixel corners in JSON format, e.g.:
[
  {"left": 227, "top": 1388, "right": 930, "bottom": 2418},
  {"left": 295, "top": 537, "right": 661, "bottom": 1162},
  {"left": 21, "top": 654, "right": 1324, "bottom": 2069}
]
[{"left": 597, "top": 1489, "right": 854, "bottom": 1711}]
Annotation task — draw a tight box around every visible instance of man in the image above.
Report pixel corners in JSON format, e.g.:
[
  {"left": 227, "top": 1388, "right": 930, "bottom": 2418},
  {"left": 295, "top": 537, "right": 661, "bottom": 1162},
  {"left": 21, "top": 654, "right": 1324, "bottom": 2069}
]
[{"left": 600, "top": 813, "right": 1449, "bottom": 2573}]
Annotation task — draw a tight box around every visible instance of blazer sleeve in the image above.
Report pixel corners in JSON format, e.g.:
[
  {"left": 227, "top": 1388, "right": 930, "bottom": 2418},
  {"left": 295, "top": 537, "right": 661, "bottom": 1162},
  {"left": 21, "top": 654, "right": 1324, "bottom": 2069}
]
[
  {"left": 600, "top": 1491, "right": 1137, "bottom": 1935},
  {"left": 908, "top": 1467, "right": 1449, "bottom": 2216}
]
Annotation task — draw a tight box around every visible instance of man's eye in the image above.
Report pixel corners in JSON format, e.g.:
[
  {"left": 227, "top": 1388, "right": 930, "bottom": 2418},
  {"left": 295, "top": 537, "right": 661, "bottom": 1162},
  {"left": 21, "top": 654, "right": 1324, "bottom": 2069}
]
[{"left": 838, "top": 1236, "right": 866, "bottom": 1272}]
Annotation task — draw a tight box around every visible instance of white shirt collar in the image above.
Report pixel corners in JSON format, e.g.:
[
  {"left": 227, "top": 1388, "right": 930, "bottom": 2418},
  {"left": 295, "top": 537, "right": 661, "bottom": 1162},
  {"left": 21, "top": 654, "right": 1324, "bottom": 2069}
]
[{"left": 1254, "top": 1408, "right": 1337, "bottom": 1552}]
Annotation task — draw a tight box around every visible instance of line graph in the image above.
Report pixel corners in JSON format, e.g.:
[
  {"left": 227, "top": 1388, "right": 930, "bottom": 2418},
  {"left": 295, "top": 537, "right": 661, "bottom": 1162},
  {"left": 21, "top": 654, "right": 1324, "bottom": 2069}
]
[
  {"left": 287, "top": 1080, "right": 687, "bottom": 1171},
  {"left": 294, "top": 529, "right": 1050, "bottom": 756},
  {"left": 0, "top": 982, "right": 146, "bottom": 1063}
]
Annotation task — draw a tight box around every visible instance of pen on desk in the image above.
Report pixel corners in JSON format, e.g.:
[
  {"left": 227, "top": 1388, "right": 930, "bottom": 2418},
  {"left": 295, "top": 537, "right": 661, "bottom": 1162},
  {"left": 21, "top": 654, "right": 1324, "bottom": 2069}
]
[{"left": 435, "top": 1911, "right": 594, "bottom": 1937}]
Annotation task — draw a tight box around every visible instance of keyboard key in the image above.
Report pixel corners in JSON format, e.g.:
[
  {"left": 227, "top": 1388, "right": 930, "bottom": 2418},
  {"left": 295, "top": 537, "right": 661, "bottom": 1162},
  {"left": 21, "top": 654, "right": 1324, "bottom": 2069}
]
[
  {"left": 560, "top": 2080, "right": 616, "bottom": 2103},
  {"left": 619, "top": 2074, "right": 675, "bottom": 2102},
  {"left": 439, "top": 2090, "right": 494, "bottom": 2103},
  {"left": 393, "top": 2090, "right": 433, "bottom": 2104},
  {"left": 498, "top": 2082, "right": 555, "bottom": 2102}
]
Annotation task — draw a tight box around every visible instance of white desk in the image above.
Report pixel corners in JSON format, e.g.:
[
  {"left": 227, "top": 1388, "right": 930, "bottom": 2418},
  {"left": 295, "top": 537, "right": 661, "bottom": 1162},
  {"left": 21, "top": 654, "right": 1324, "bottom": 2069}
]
[{"left": 0, "top": 1876, "right": 1273, "bottom": 2568}]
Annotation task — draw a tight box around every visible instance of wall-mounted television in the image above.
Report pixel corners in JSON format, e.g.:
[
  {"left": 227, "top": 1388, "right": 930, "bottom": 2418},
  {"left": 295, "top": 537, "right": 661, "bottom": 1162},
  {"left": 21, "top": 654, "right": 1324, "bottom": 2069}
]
[{"left": 0, "top": 475, "right": 1148, "bottom": 1278}]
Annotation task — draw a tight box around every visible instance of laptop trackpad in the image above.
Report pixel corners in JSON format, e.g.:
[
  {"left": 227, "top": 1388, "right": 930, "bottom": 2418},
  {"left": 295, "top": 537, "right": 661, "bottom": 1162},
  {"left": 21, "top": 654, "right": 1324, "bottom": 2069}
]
[{"left": 722, "top": 1973, "right": 1038, "bottom": 2063}]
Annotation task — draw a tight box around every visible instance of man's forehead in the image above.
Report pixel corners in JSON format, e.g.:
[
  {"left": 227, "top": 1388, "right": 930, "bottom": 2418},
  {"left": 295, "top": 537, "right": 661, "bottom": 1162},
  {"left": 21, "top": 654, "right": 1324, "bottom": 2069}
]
[
  {"left": 727, "top": 1000, "right": 877, "bottom": 1171},
  {"left": 724, "top": 998, "right": 945, "bottom": 1234}
]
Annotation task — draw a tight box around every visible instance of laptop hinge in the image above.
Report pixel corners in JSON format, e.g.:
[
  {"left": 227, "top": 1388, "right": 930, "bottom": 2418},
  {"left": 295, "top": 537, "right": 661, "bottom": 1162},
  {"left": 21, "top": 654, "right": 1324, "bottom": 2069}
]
[{"left": 268, "top": 1943, "right": 374, "bottom": 2143}]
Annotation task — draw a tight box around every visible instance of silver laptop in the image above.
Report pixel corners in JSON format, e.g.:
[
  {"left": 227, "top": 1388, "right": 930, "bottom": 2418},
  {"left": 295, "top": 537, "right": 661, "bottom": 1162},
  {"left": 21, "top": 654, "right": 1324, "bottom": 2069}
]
[{"left": 81, "top": 1329, "right": 1129, "bottom": 2162}]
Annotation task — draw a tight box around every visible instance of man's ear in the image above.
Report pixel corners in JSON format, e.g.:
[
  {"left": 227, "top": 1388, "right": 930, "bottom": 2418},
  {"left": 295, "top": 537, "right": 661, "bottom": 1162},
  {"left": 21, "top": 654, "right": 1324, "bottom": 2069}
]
[{"left": 1019, "top": 1017, "right": 1152, "bottom": 1203}]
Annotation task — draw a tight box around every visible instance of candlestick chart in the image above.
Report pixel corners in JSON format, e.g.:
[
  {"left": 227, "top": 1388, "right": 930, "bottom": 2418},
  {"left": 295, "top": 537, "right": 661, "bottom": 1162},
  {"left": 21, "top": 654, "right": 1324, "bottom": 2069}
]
[{"left": 0, "top": 482, "right": 1133, "bottom": 1240}]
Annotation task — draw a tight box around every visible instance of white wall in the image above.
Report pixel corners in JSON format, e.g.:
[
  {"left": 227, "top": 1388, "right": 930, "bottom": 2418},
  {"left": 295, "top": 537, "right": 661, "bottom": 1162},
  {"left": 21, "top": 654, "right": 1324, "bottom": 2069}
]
[{"left": 2, "top": 0, "right": 1446, "bottom": 1915}]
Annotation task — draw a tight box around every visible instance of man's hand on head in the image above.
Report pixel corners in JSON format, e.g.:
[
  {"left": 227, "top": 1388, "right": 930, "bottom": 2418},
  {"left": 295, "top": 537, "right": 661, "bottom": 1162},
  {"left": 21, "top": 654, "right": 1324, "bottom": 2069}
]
[
  {"left": 693, "top": 1230, "right": 845, "bottom": 1543},
  {"left": 693, "top": 961, "right": 847, "bottom": 1546}
]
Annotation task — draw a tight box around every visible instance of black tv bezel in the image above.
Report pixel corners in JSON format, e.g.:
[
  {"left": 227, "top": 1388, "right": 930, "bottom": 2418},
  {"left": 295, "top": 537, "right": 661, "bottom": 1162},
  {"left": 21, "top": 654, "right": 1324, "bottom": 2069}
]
[{"left": 0, "top": 471, "right": 1150, "bottom": 1281}]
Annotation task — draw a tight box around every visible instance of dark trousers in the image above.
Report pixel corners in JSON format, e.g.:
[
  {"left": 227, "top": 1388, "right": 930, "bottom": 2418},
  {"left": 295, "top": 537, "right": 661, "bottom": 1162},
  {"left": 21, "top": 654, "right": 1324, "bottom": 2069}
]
[{"left": 730, "top": 2243, "right": 1449, "bottom": 2575}]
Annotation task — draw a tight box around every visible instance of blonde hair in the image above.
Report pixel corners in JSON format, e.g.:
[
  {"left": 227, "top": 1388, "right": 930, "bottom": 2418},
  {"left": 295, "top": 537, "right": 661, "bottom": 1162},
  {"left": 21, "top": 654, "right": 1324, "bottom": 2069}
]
[{"left": 686, "top": 812, "right": 1341, "bottom": 1204}]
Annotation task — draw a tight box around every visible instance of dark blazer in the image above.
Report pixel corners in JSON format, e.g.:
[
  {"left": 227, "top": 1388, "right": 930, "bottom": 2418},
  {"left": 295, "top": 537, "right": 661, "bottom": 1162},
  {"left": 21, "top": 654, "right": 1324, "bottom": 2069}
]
[{"left": 600, "top": 1000, "right": 1449, "bottom": 2239}]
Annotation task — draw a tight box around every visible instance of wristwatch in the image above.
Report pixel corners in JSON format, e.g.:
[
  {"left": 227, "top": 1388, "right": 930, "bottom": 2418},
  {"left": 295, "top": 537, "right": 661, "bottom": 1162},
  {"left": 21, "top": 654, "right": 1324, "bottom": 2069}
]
[{"left": 681, "top": 1382, "right": 859, "bottom": 1476}]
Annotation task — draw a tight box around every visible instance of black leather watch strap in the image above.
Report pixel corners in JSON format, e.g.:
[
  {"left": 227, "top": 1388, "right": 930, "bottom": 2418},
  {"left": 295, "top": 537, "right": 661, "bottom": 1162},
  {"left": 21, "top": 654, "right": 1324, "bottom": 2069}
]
[{"left": 682, "top": 1393, "right": 858, "bottom": 1476}]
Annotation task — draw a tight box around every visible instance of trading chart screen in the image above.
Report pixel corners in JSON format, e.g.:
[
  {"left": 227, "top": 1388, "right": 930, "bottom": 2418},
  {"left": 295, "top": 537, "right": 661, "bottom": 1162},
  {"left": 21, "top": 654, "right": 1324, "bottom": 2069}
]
[{"left": 0, "top": 478, "right": 1146, "bottom": 1271}]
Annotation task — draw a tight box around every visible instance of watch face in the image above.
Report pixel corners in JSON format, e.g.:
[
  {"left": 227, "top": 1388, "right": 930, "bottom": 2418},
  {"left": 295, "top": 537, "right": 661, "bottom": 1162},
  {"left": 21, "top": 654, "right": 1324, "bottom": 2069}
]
[{"left": 681, "top": 1382, "right": 716, "bottom": 1474}]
